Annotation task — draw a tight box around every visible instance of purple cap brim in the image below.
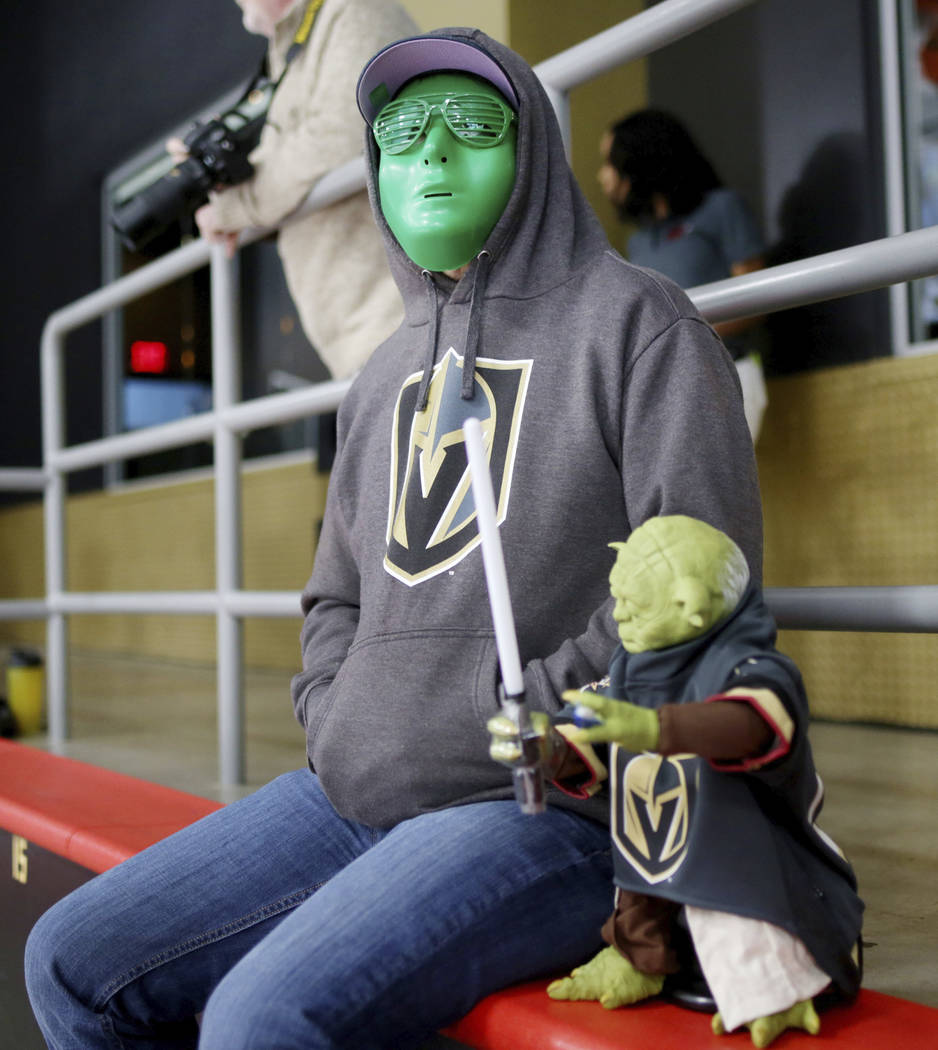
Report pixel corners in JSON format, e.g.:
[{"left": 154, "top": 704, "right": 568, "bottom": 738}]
[{"left": 357, "top": 36, "right": 518, "bottom": 124}]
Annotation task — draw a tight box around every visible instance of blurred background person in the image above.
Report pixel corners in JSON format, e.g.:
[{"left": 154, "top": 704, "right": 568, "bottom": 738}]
[
  {"left": 169, "top": 0, "right": 416, "bottom": 381},
  {"left": 598, "top": 108, "right": 768, "bottom": 441}
]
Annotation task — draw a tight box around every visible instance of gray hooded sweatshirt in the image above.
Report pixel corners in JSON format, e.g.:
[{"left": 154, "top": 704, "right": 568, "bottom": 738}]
[{"left": 290, "top": 28, "right": 763, "bottom": 829}]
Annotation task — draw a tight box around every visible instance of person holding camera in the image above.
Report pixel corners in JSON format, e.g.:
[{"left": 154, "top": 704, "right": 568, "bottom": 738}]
[{"left": 178, "top": 0, "right": 416, "bottom": 380}]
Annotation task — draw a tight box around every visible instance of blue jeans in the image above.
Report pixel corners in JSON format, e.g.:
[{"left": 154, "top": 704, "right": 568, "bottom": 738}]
[{"left": 25, "top": 770, "right": 612, "bottom": 1049}]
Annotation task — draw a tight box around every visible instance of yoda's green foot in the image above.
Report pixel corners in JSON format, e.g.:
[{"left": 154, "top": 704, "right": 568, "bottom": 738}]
[
  {"left": 547, "top": 945, "right": 665, "bottom": 1010},
  {"left": 712, "top": 998, "right": 820, "bottom": 1047}
]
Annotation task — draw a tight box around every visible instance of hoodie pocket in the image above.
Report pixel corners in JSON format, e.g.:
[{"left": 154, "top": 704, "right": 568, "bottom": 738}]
[{"left": 307, "top": 629, "right": 509, "bottom": 827}]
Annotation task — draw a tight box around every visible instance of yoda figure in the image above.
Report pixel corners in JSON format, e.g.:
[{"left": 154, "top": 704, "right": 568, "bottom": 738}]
[{"left": 491, "top": 516, "right": 863, "bottom": 1047}]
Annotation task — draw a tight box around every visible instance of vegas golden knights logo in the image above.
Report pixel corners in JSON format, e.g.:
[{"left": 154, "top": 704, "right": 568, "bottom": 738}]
[
  {"left": 385, "top": 347, "right": 532, "bottom": 586},
  {"left": 610, "top": 747, "right": 697, "bottom": 884}
]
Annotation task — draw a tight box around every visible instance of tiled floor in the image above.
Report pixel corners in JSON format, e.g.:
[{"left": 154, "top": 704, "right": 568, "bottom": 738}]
[{"left": 22, "top": 649, "right": 938, "bottom": 1010}]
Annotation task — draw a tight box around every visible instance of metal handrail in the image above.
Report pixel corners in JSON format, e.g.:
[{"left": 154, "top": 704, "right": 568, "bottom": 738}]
[
  {"left": 766, "top": 587, "right": 938, "bottom": 633},
  {"left": 11, "top": 584, "right": 938, "bottom": 635},
  {"left": 691, "top": 224, "right": 938, "bottom": 323},
  {"left": 49, "top": 378, "right": 353, "bottom": 474},
  {"left": 5, "top": 0, "right": 937, "bottom": 783},
  {"left": 36, "top": 226, "right": 938, "bottom": 476},
  {"left": 535, "top": 0, "right": 757, "bottom": 89},
  {"left": 0, "top": 469, "right": 46, "bottom": 492}
]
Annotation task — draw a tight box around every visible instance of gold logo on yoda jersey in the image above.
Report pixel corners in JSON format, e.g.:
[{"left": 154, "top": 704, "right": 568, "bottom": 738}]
[
  {"left": 610, "top": 748, "right": 697, "bottom": 884},
  {"left": 385, "top": 347, "right": 531, "bottom": 586}
]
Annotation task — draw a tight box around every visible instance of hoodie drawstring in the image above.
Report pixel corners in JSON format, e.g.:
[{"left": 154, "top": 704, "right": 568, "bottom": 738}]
[
  {"left": 414, "top": 251, "right": 492, "bottom": 412},
  {"left": 415, "top": 270, "right": 440, "bottom": 412},
  {"left": 461, "top": 250, "right": 490, "bottom": 401}
]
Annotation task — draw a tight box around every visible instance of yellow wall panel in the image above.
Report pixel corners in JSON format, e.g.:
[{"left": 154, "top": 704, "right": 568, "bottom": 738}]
[
  {"left": 402, "top": 0, "right": 508, "bottom": 40},
  {"left": 759, "top": 355, "right": 938, "bottom": 589},
  {"left": 0, "top": 499, "right": 44, "bottom": 599},
  {"left": 774, "top": 631, "right": 938, "bottom": 729},
  {"left": 758, "top": 354, "right": 938, "bottom": 729},
  {"left": 0, "top": 498, "right": 45, "bottom": 649},
  {"left": 0, "top": 461, "right": 328, "bottom": 669}
]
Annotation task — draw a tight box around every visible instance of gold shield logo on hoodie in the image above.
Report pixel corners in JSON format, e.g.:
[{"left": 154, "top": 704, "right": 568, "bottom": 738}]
[
  {"left": 610, "top": 747, "right": 697, "bottom": 885},
  {"left": 385, "top": 347, "right": 532, "bottom": 585}
]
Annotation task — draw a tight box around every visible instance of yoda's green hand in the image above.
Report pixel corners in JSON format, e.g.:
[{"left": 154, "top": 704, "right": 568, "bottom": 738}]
[
  {"left": 487, "top": 710, "right": 554, "bottom": 767},
  {"left": 561, "top": 690, "right": 660, "bottom": 753},
  {"left": 547, "top": 945, "right": 664, "bottom": 1009},
  {"left": 712, "top": 998, "right": 820, "bottom": 1048}
]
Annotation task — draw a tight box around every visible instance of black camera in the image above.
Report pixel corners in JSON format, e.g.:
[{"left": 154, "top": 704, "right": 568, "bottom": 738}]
[{"left": 111, "top": 75, "right": 274, "bottom": 253}]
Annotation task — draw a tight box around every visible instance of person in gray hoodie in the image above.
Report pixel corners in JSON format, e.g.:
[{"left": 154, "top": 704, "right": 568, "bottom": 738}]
[{"left": 25, "top": 29, "right": 763, "bottom": 1050}]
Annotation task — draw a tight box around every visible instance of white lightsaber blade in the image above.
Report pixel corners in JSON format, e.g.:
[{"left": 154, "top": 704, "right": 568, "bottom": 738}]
[
  {"left": 464, "top": 415, "right": 545, "bottom": 816},
  {"left": 463, "top": 416, "right": 524, "bottom": 697}
]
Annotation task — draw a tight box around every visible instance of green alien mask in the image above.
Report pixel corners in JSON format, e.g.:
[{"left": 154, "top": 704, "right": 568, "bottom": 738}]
[{"left": 375, "top": 72, "right": 517, "bottom": 272}]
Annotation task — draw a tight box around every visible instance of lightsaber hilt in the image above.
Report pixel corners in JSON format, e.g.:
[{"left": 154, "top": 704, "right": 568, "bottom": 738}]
[{"left": 499, "top": 685, "right": 546, "bottom": 815}]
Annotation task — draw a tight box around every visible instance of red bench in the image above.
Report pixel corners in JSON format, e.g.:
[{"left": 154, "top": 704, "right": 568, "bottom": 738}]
[{"left": 2, "top": 738, "right": 936, "bottom": 1049}]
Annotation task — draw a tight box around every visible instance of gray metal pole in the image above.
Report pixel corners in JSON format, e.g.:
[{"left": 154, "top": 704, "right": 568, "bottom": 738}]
[
  {"left": 210, "top": 246, "right": 246, "bottom": 787},
  {"left": 40, "top": 324, "right": 69, "bottom": 751},
  {"left": 691, "top": 224, "right": 938, "bottom": 324},
  {"left": 766, "top": 586, "right": 938, "bottom": 633},
  {"left": 0, "top": 469, "right": 46, "bottom": 491},
  {"left": 533, "top": 0, "right": 759, "bottom": 91}
]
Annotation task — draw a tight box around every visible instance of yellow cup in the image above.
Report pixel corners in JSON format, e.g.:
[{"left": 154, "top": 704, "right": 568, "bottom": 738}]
[{"left": 7, "top": 654, "right": 44, "bottom": 736}]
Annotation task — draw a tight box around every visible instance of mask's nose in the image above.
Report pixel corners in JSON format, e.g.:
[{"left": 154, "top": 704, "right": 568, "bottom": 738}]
[{"left": 420, "top": 118, "right": 452, "bottom": 165}]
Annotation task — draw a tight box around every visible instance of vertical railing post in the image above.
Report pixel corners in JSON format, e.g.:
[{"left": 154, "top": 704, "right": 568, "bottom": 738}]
[
  {"left": 40, "top": 322, "right": 69, "bottom": 751},
  {"left": 210, "top": 245, "right": 246, "bottom": 787},
  {"left": 878, "top": 0, "right": 912, "bottom": 355}
]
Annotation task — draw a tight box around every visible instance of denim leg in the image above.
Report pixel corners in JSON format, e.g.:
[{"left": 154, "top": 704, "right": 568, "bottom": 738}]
[
  {"left": 198, "top": 800, "right": 613, "bottom": 1050},
  {"left": 25, "top": 771, "right": 377, "bottom": 1050}
]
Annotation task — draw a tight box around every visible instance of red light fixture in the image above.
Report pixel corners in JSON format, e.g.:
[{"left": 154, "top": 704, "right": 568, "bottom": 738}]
[{"left": 130, "top": 340, "right": 170, "bottom": 374}]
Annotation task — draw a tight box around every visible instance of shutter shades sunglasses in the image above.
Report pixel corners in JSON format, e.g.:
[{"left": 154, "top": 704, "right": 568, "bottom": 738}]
[{"left": 373, "top": 93, "right": 516, "bottom": 155}]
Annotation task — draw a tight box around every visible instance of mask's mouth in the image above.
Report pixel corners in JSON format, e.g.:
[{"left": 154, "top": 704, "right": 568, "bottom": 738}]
[{"left": 424, "top": 191, "right": 453, "bottom": 198}]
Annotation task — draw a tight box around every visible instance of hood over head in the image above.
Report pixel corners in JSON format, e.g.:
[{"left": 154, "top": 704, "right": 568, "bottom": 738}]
[{"left": 356, "top": 28, "right": 612, "bottom": 406}]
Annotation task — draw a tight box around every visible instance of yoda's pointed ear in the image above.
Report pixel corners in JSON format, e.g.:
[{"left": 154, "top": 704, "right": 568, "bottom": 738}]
[
  {"left": 608, "top": 541, "right": 629, "bottom": 553},
  {"left": 673, "top": 576, "right": 715, "bottom": 633}
]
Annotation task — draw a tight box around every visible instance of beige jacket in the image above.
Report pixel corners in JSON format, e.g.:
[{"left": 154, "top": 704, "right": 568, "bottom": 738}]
[{"left": 210, "top": 0, "right": 415, "bottom": 378}]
